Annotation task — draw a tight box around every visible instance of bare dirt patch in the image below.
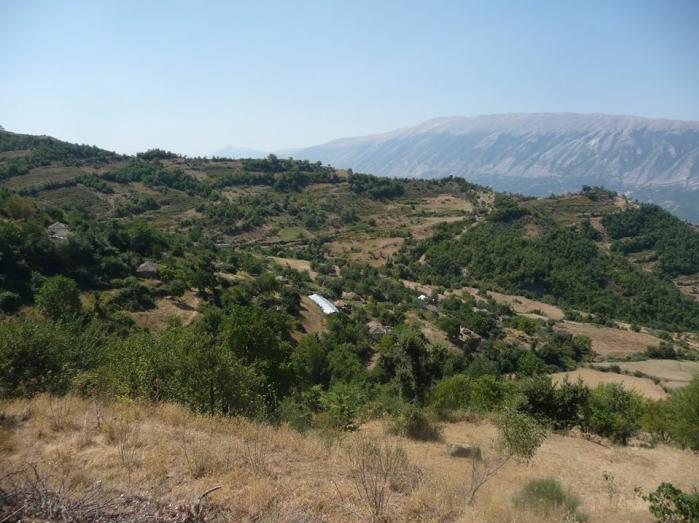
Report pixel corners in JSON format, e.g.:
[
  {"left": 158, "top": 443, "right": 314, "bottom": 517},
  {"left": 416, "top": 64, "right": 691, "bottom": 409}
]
[
  {"left": 556, "top": 321, "right": 662, "bottom": 357},
  {"left": 552, "top": 368, "right": 668, "bottom": 400},
  {"left": 130, "top": 290, "right": 201, "bottom": 330}
]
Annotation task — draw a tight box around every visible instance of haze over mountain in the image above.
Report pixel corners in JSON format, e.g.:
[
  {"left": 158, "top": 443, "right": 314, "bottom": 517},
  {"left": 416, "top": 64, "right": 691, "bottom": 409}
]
[
  {"left": 213, "top": 145, "right": 269, "bottom": 159},
  {"left": 294, "top": 113, "right": 699, "bottom": 222}
]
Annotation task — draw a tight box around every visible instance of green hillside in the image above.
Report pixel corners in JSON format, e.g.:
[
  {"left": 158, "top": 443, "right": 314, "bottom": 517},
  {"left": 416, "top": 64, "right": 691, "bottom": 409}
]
[{"left": 2, "top": 129, "right": 699, "bottom": 454}]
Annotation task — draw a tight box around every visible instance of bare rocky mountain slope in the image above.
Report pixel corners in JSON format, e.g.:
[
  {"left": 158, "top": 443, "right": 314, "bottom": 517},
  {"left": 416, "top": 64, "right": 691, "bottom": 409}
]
[{"left": 295, "top": 113, "right": 699, "bottom": 221}]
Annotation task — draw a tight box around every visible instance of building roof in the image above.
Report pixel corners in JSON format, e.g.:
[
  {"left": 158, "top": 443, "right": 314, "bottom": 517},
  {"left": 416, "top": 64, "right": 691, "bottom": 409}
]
[
  {"left": 48, "top": 222, "right": 71, "bottom": 238},
  {"left": 308, "top": 293, "right": 339, "bottom": 315},
  {"left": 137, "top": 261, "right": 159, "bottom": 272}
]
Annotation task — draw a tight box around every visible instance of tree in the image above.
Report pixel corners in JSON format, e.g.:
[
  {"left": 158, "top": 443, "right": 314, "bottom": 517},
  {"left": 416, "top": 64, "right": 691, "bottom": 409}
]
[
  {"left": 35, "top": 275, "right": 81, "bottom": 319},
  {"left": 466, "top": 409, "right": 546, "bottom": 505},
  {"left": 667, "top": 378, "right": 699, "bottom": 450}
]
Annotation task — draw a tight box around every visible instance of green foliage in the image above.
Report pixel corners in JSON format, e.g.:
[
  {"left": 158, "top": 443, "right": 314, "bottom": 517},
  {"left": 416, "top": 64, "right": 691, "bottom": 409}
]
[
  {"left": 388, "top": 404, "right": 442, "bottom": 441},
  {"left": 0, "top": 318, "right": 106, "bottom": 397},
  {"left": 603, "top": 204, "right": 699, "bottom": 277},
  {"left": 639, "top": 483, "right": 699, "bottom": 523},
  {"left": 430, "top": 374, "right": 471, "bottom": 411},
  {"left": 518, "top": 377, "right": 589, "bottom": 429},
  {"left": 35, "top": 275, "right": 81, "bottom": 319},
  {"left": 348, "top": 173, "right": 405, "bottom": 199},
  {"left": 405, "top": 215, "right": 699, "bottom": 331},
  {"left": 513, "top": 478, "right": 587, "bottom": 521},
  {"left": 582, "top": 383, "right": 643, "bottom": 444},
  {"left": 488, "top": 194, "right": 529, "bottom": 222},
  {"left": 667, "top": 378, "right": 699, "bottom": 450},
  {"left": 109, "top": 278, "right": 155, "bottom": 311},
  {"left": 496, "top": 408, "right": 547, "bottom": 462}
]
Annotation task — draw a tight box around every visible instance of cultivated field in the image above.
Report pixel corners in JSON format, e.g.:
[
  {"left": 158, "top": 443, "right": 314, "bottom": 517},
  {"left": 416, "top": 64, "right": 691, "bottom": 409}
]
[
  {"left": 552, "top": 368, "right": 668, "bottom": 400},
  {"left": 594, "top": 360, "right": 699, "bottom": 390},
  {"left": 555, "top": 321, "right": 663, "bottom": 357},
  {"left": 130, "top": 291, "right": 202, "bottom": 330},
  {"left": 2, "top": 396, "right": 697, "bottom": 523}
]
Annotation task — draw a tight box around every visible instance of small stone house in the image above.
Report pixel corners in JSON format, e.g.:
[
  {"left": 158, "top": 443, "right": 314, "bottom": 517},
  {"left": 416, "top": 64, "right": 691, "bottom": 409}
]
[
  {"left": 136, "top": 261, "right": 159, "bottom": 279},
  {"left": 47, "top": 222, "right": 71, "bottom": 239},
  {"left": 367, "top": 320, "right": 392, "bottom": 340}
]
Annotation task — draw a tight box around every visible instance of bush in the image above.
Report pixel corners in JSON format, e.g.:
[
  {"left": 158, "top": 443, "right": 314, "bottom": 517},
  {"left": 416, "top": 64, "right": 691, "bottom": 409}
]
[
  {"left": 639, "top": 482, "right": 699, "bottom": 523},
  {"left": 582, "top": 384, "right": 643, "bottom": 444},
  {"left": 388, "top": 405, "right": 442, "bottom": 441},
  {"left": 513, "top": 478, "right": 587, "bottom": 521},
  {"left": 35, "top": 275, "right": 81, "bottom": 319},
  {"left": 430, "top": 374, "right": 470, "bottom": 411},
  {"left": 667, "top": 378, "right": 699, "bottom": 450},
  {"left": 646, "top": 342, "right": 677, "bottom": 360},
  {"left": 0, "top": 290, "right": 21, "bottom": 313}
]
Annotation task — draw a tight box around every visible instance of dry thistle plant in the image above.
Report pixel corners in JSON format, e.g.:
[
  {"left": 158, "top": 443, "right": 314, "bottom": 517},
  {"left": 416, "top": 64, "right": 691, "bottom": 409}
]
[{"left": 341, "top": 436, "right": 413, "bottom": 522}]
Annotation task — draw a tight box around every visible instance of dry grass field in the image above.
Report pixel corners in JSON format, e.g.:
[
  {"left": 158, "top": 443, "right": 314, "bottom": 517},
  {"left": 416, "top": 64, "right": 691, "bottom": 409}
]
[
  {"left": 594, "top": 360, "right": 699, "bottom": 390},
  {"left": 297, "top": 295, "right": 328, "bottom": 337},
  {"left": 552, "top": 368, "right": 668, "bottom": 400},
  {"left": 555, "top": 321, "right": 663, "bottom": 357},
  {"left": 484, "top": 291, "right": 565, "bottom": 320},
  {"left": 130, "top": 291, "right": 202, "bottom": 330},
  {"left": 270, "top": 256, "right": 318, "bottom": 280},
  {"left": 2, "top": 396, "right": 697, "bottom": 522}
]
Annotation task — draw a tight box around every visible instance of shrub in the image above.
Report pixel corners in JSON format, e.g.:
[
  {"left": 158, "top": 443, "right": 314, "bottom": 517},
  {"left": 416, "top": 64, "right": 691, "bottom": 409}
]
[
  {"left": 430, "top": 374, "right": 470, "bottom": 411},
  {"left": 646, "top": 342, "right": 677, "bottom": 360},
  {"left": 582, "top": 384, "right": 643, "bottom": 444},
  {"left": 513, "top": 478, "right": 587, "bottom": 521},
  {"left": 388, "top": 405, "right": 442, "bottom": 441},
  {"left": 667, "top": 378, "right": 699, "bottom": 450},
  {"left": 0, "top": 291, "right": 21, "bottom": 313},
  {"left": 35, "top": 275, "right": 81, "bottom": 319},
  {"left": 638, "top": 482, "right": 699, "bottom": 523},
  {"left": 344, "top": 437, "right": 412, "bottom": 522}
]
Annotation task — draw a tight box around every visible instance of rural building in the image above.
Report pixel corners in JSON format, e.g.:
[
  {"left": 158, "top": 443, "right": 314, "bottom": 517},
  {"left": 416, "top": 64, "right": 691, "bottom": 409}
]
[
  {"left": 367, "top": 320, "right": 392, "bottom": 340},
  {"left": 334, "top": 299, "right": 352, "bottom": 313},
  {"left": 47, "top": 222, "right": 71, "bottom": 239},
  {"left": 459, "top": 326, "right": 482, "bottom": 341},
  {"left": 308, "top": 293, "right": 339, "bottom": 315},
  {"left": 341, "top": 291, "right": 364, "bottom": 303},
  {"left": 136, "top": 261, "right": 159, "bottom": 279}
]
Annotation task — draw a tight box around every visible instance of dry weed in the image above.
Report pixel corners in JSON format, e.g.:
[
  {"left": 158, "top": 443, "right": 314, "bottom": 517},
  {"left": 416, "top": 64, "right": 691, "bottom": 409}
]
[{"left": 341, "top": 436, "right": 413, "bottom": 522}]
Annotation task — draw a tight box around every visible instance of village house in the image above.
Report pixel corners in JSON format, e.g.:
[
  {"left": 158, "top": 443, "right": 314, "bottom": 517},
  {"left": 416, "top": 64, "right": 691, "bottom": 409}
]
[
  {"left": 367, "top": 320, "right": 392, "bottom": 340},
  {"left": 47, "top": 222, "right": 71, "bottom": 240},
  {"left": 136, "top": 261, "right": 159, "bottom": 279}
]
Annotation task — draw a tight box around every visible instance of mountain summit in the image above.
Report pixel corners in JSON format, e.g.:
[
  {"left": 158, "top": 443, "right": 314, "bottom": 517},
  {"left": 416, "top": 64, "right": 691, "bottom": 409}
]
[{"left": 295, "top": 113, "right": 699, "bottom": 221}]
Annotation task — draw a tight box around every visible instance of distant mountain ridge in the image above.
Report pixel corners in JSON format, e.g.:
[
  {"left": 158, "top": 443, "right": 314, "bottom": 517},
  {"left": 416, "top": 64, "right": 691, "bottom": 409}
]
[{"left": 294, "top": 113, "right": 699, "bottom": 221}]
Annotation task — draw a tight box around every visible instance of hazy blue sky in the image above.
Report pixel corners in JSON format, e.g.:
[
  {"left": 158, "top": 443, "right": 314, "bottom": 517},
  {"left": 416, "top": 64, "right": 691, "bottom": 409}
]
[{"left": 2, "top": 0, "right": 698, "bottom": 155}]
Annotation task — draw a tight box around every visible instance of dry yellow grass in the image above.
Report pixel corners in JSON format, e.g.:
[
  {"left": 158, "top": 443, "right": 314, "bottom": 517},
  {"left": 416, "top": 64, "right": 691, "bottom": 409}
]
[
  {"left": 270, "top": 256, "right": 318, "bottom": 280},
  {"left": 556, "top": 321, "right": 663, "bottom": 357},
  {"left": 552, "top": 368, "right": 668, "bottom": 400},
  {"left": 2, "top": 395, "right": 698, "bottom": 522},
  {"left": 130, "top": 290, "right": 201, "bottom": 330},
  {"left": 594, "top": 360, "right": 699, "bottom": 390},
  {"left": 297, "top": 294, "right": 328, "bottom": 337}
]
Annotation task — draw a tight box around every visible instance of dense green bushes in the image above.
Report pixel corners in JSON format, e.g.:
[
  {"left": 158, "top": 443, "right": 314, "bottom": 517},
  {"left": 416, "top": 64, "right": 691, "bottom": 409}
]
[
  {"left": 398, "top": 212, "right": 699, "bottom": 330},
  {"left": 603, "top": 204, "right": 699, "bottom": 277}
]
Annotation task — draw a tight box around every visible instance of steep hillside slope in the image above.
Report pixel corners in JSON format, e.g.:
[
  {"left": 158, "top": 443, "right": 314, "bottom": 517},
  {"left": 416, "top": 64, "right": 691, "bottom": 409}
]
[{"left": 295, "top": 113, "right": 699, "bottom": 221}]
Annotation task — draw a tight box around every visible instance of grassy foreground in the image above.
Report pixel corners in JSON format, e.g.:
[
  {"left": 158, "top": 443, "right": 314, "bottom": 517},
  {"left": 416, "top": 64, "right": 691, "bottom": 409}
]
[{"left": 2, "top": 395, "right": 697, "bottom": 522}]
